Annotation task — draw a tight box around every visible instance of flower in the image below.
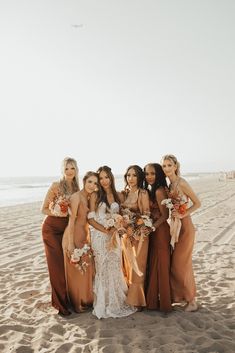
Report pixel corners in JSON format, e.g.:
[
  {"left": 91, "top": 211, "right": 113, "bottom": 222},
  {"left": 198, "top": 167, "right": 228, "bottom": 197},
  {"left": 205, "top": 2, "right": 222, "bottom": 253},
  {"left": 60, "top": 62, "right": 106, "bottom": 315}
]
[
  {"left": 49, "top": 194, "right": 70, "bottom": 216},
  {"left": 70, "top": 244, "right": 93, "bottom": 274},
  {"left": 161, "top": 195, "right": 188, "bottom": 216},
  {"left": 120, "top": 208, "right": 155, "bottom": 242},
  {"left": 161, "top": 198, "right": 173, "bottom": 208},
  {"left": 119, "top": 210, "right": 155, "bottom": 272},
  {"left": 103, "top": 213, "right": 127, "bottom": 237},
  {"left": 141, "top": 215, "right": 155, "bottom": 229},
  {"left": 161, "top": 194, "right": 188, "bottom": 249}
]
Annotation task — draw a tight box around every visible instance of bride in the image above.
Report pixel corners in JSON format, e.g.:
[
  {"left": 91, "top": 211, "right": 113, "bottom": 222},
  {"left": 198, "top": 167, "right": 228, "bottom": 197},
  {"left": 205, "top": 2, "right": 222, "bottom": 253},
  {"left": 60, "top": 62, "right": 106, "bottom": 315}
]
[{"left": 88, "top": 166, "right": 136, "bottom": 319}]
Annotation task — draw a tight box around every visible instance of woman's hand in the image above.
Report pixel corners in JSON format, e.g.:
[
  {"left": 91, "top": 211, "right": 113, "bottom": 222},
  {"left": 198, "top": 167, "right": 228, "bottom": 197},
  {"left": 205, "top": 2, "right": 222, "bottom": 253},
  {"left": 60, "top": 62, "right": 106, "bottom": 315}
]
[
  {"left": 106, "top": 227, "right": 116, "bottom": 236},
  {"left": 172, "top": 210, "right": 186, "bottom": 219},
  {"left": 141, "top": 226, "right": 151, "bottom": 236}
]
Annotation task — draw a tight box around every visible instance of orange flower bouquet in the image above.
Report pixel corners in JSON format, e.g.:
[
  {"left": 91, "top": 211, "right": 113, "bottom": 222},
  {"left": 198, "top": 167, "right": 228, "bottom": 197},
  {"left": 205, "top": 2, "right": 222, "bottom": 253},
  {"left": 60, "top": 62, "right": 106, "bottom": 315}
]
[
  {"left": 49, "top": 194, "right": 70, "bottom": 217},
  {"left": 120, "top": 208, "right": 155, "bottom": 243},
  {"left": 161, "top": 195, "right": 188, "bottom": 249},
  {"left": 121, "top": 208, "right": 155, "bottom": 269}
]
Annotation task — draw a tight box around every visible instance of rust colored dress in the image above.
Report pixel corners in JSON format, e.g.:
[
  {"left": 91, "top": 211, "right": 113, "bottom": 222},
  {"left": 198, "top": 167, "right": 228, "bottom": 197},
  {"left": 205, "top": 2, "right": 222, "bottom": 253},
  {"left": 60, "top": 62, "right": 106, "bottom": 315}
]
[
  {"left": 122, "top": 189, "right": 149, "bottom": 307},
  {"left": 169, "top": 186, "right": 196, "bottom": 303},
  {"left": 41, "top": 182, "right": 70, "bottom": 315},
  {"left": 146, "top": 198, "right": 172, "bottom": 312},
  {"left": 62, "top": 196, "right": 93, "bottom": 312}
]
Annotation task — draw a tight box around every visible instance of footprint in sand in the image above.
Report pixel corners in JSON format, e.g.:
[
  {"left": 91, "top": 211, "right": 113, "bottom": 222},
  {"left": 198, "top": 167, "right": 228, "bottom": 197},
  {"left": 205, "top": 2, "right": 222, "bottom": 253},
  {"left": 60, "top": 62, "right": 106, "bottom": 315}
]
[{"left": 19, "top": 290, "right": 40, "bottom": 299}]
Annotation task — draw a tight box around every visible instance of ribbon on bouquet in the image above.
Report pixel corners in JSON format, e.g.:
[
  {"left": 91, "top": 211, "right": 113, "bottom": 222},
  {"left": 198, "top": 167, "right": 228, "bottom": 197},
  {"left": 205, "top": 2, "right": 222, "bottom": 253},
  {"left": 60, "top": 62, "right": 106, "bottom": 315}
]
[
  {"left": 136, "top": 228, "right": 146, "bottom": 257},
  {"left": 170, "top": 217, "right": 182, "bottom": 249},
  {"left": 107, "top": 230, "right": 119, "bottom": 250},
  {"left": 121, "top": 234, "right": 143, "bottom": 277}
]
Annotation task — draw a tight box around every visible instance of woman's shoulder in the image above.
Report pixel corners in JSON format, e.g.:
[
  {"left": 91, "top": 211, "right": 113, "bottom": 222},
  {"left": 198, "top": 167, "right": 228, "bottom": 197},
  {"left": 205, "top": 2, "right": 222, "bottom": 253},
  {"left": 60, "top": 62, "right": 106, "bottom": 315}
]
[
  {"left": 155, "top": 186, "right": 168, "bottom": 198},
  {"left": 49, "top": 181, "right": 60, "bottom": 191},
  {"left": 139, "top": 188, "right": 148, "bottom": 194},
  {"left": 139, "top": 188, "right": 149, "bottom": 201},
  {"left": 178, "top": 177, "right": 190, "bottom": 188},
  {"left": 118, "top": 190, "right": 125, "bottom": 202},
  {"left": 71, "top": 190, "right": 81, "bottom": 201},
  {"left": 139, "top": 188, "right": 148, "bottom": 196},
  {"left": 51, "top": 180, "right": 60, "bottom": 186}
]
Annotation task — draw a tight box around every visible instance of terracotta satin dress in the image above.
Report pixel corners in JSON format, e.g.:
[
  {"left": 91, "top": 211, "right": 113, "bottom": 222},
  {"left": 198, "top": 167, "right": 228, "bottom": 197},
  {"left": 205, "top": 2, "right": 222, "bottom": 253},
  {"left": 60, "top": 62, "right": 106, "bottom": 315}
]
[
  {"left": 122, "top": 189, "right": 149, "bottom": 307},
  {"left": 146, "top": 198, "right": 172, "bottom": 312},
  {"left": 169, "top": 187, "right": 196, "bottom": 303},
  {"left": 62, "top": 199, "right": 93, "bottom": 312}
]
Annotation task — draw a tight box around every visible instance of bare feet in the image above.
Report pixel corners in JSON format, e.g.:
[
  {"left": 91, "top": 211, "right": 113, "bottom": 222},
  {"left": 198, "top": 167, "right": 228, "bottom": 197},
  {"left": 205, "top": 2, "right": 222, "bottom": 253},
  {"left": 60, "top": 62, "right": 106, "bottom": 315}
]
[{"left": 184, "top": 300, "right": 198, "bottom": 312}]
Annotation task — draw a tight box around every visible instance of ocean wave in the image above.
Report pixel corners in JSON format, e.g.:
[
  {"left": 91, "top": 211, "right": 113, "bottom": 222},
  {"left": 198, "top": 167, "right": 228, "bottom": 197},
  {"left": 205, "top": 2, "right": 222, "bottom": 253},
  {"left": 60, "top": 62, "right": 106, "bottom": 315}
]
[{"left": 17, "top": 184, "right": 51, "bottom": 189}]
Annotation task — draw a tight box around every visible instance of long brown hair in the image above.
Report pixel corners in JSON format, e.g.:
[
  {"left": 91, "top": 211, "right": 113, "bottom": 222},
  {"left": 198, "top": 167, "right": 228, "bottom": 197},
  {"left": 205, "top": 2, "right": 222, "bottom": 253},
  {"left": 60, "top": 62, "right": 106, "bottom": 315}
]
[
  {"left": 96, "top": 166, "right": 120, "bottom": 210},
  {"left": 124, "top": 165, "right": 144, "bottom": 191}
]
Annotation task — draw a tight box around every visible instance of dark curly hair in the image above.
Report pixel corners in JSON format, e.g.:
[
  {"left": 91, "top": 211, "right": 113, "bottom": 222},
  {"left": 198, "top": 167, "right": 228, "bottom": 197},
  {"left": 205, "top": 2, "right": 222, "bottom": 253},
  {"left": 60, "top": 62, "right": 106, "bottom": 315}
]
[{"left": 143, "top": 163, "right": 167, "bottom": 201}]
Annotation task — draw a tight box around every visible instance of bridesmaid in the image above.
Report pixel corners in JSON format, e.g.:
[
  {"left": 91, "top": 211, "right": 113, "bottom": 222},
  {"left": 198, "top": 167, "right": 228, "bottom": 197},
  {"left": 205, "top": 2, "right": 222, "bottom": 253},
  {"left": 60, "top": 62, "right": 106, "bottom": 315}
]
[
  {"left": 41, "top": 157, "right": 79, "bottom": 316},
  {"left": 62, "top": 171, "right": 98, "bottom": 313},
  {"left": 161, "top": 154, "right": 201, "bottom": 312},
  {"left": 144, "top": 163, "right": 172, "bottom": 312},
  {"left": 120, "top": 165, "right": 150, "bottom": 310}
]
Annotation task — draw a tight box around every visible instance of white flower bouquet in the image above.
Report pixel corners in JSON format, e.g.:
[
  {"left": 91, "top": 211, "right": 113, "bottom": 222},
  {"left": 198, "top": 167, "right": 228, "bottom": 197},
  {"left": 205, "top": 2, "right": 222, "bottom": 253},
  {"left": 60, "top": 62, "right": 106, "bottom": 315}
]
[{"left": 70, "top": 244, "right": 93, "bottom": 274}]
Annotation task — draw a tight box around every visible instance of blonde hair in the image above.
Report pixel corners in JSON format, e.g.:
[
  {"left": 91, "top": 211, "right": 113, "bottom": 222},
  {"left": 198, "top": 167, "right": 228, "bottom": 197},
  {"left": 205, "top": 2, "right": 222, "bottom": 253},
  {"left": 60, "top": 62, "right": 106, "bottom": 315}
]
[
  {"left": 162, "top": 154, "right": 181, "bottom": 176},
  {"left": 60, "top": 157, "right": 80, "bottom": 194}
]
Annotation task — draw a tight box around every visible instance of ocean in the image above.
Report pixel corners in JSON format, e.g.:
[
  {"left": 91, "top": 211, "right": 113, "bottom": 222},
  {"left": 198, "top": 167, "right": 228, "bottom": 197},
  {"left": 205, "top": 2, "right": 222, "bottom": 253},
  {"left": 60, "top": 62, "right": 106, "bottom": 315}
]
[{"left": 0, "top": 174, "right": 206, "bottom": 208}]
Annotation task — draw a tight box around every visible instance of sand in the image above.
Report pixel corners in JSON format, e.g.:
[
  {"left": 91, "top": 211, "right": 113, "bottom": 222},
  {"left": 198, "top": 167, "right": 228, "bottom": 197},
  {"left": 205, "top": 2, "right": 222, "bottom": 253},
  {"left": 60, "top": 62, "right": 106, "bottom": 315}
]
[{"left": 0, "top": 175, "right": 234, "bottom": 353}]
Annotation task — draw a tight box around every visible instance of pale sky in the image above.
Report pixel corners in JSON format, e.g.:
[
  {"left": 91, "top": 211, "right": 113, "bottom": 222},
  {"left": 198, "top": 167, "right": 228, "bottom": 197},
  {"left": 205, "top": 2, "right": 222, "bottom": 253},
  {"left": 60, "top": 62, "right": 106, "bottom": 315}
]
[{"left": 1, "top": 0, "right": 234, "bottom": 177}]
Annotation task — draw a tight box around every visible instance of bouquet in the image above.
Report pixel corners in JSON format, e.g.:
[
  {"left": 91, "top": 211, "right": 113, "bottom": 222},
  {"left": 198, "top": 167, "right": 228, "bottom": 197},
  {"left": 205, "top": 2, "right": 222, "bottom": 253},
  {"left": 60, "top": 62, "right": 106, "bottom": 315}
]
[
  {"left": 70, "top": 244, "right": 93, "bottom": 274},
  {"left": 118, "top": 208, "right": 155, "bottom": 277},
  {"left": 103, "top": 213, "right": 125, "bottom": 233},
  {"left": 49, "top": 194, "right": 70, "bottom": 217},
  {"left": 120, "top": 208, "right": 155, "bottom": 243},
  {"left": 161, "top": 195, "right": 188, "bottom": 249},
  {"left": 103, "top": 213, "right": 127, "bottom": 250},
  {"left": 161, "top": 195, "right": 188, "bottom": 215}
]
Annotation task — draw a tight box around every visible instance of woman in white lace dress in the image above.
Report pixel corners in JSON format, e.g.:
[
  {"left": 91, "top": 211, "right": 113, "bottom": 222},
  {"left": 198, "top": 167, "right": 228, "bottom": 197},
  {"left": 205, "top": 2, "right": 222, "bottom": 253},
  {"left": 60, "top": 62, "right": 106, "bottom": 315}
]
[{"left": 88, "top": 166, "right": 136, "bottom": 319}]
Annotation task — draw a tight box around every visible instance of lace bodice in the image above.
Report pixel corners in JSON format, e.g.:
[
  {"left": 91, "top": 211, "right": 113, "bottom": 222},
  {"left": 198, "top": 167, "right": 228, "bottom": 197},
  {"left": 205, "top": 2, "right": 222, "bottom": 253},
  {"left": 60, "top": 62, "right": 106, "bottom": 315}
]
[
  {"left": 110, "top": 201, "right": 119, "bottom": 213},
  {"left": 92, "top": 202, "right": 119, "bottom": 226}
]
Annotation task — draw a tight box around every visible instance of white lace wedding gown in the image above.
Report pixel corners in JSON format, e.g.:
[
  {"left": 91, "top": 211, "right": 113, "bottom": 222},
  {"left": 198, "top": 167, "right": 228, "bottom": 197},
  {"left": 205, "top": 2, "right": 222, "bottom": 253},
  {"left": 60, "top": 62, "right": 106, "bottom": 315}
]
[{"left": 89, "top": 202, "right": 136, "bottom": 319}]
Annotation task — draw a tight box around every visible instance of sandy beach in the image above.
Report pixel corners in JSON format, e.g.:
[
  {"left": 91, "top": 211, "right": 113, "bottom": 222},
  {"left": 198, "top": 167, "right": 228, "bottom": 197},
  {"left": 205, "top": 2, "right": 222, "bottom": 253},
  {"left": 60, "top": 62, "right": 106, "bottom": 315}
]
[{"left": 0, "top": 175, "right": 234, "bottom": 353}]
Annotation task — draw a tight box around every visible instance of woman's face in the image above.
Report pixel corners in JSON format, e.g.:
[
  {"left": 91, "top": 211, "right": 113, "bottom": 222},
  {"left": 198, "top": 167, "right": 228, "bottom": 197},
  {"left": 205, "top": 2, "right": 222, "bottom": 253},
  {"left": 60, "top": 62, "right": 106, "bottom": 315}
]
[
  {"left": 126, "top": 168, "right": 138, "bottom": 188},
  {"left": 64, "top": 162, "right": 76, "bottom": 180},
  {"left": 162, "top": 159, "right": 177, "bottom": 177},
  {"left": 145, "top": 165, "right": 156, "bottom": 185},
  {"left": 99, "top": 171, "right": 111, "bottom": 190},
  {"left": 84, "top": 175, "right": 98, "bottom": 194}
]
